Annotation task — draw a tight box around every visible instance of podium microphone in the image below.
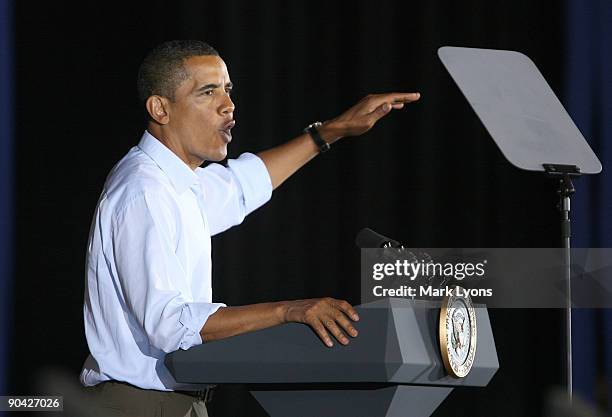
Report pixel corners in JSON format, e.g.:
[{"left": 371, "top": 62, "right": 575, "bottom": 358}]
[
  {"left": 355, "top": 228, "right": 441, "bottom": 285},
  {"left": 355, "top": 227, "right": 402, "bottom": 249},
  {"left": 355, "top": 227, "right": 418, "bottom": 263}
]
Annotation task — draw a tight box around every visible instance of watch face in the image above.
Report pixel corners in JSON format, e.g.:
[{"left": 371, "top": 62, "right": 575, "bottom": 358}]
[{"left": 439, "top": 287, "right": 477, "bottom": 378}]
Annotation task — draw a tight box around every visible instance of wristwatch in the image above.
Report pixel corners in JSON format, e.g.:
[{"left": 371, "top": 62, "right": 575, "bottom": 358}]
[{"left": 304, "top": 122, "right": 330, "bottom": 153}]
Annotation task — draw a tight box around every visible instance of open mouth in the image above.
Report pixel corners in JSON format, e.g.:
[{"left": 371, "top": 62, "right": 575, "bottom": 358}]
[{"left": 219, "top": 120, "right": 236, "bottom": 143}]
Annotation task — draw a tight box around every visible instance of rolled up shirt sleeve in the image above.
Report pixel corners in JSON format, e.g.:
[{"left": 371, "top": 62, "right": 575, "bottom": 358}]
[
  {"left": 197, "top": 152, "right": 273, "bottom": 236},
  {"left": 110, "top": 191, "right": 225, "bottom": 353},
  {"left": 178, "top": 302, "right": 224, "bottom": 350}
]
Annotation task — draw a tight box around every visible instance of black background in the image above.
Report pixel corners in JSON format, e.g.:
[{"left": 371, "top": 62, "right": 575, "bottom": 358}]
[{"left": 13, "top": 1, "right": 566, "bottom": 416}]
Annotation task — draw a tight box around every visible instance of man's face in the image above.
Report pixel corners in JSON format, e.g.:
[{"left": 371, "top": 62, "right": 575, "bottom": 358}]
[{"left": 166, "top": 55, "right": 235, "bottom": 165}]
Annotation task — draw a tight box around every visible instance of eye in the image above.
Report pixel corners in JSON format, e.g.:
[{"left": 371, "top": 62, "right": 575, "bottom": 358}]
[
  {"left": 204, "top": 90, "right": 215, "bottom": 96},
  {"left": 225, "top": 88, "right": 233, "bottom": 96}
]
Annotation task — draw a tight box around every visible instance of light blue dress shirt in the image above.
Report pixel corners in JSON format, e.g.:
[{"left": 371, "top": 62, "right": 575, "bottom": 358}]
[{"left": 80, "top": 131, "right": 272, "bottom": 390}]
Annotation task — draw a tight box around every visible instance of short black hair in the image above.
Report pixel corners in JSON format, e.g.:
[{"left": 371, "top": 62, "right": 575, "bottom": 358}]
[{"left": 137, "top": 40, "right": 219, "bottom": 106}]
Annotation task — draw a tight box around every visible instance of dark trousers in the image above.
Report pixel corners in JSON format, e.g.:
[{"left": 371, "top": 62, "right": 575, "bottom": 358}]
[{"left": 85, "top": 381, "right": 209, "bottom": 417}]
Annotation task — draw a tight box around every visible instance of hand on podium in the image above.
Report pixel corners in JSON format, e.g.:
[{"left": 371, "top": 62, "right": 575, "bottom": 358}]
[
  {"left": 282, "top": 297, "right": 360, "bottom": 347},
  {"left": 201, "top": 297, "right": 360, "bottom": 348}
]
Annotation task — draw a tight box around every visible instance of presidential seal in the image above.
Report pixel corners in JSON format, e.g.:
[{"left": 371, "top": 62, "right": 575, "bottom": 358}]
[{"left": 439, "top": 286, "right": 477, "bottom": 378}]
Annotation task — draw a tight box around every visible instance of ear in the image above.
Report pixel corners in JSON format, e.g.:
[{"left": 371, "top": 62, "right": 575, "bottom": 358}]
[{"left": 145, "top": 95, "right": 170, "bottom": 125}]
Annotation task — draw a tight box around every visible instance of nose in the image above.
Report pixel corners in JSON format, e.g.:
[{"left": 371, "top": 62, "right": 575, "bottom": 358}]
[{"left": 219, "top": 93, "right": 235, "bottom": 116}]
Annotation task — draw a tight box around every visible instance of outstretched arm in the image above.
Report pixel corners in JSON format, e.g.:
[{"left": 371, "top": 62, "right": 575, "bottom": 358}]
[
  {"left": 258, "top": 92, "right": 420, "bottom": 189},
  {"left": 201, "top": 92, "right": 421, "bottom": 347}
]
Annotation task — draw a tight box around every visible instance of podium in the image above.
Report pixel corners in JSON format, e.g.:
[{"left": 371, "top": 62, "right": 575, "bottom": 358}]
[{"left": 166, "top": 298, "right": 499, "bottom": 417}]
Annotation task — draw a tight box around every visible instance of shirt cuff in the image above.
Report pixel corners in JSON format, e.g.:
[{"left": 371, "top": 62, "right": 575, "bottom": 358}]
[
  {"left": 227, "top": 153, "right": 273, "bottom": 215},
  {"left": 178, "top": 302, "right": 226, "bottom": 350}
]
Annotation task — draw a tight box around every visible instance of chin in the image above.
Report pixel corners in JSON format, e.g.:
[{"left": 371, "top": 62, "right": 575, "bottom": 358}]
[{"left": 205, "top": 147, "right": 228, "bottom": 162}]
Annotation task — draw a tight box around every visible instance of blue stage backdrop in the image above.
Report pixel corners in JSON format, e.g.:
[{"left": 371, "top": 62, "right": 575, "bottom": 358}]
[
  {"left": 0, "top": 0, "right": 14, "bottom": 402},
  {"left": 566, "top": 0, "right": 612, "bottom": 410}
]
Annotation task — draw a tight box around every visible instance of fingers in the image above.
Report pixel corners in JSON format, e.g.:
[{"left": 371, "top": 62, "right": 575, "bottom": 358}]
[
  {"left": 312, "top": 319, "right": 334, "bottom": 347},
  {"left": 366, "top": 92, "right": 420, "bottom": 111},
  {"left": 366, "top": 92, "right": 420, "bottom": 124},
  {"left": 368, "top": 102, "right": 393, "bottom": 124},
  {"left": 329, "top": 91, "right": 420, "bottom": 138},
  {"left": 324, "top": 318, "right": 350, "bottom": 345},
  {"left": 333, "top": 311, "right": 359, "bottom": 339},
  {"left": 321, "top": 299, "right": 359, "bottom": 347},
  {"left": 301, "top": 298, "right": 360, "bottom": 347},
  {"left": 390, "top": 92, "right": 421, "bottom": 104},
  {"left": 374, "top": 93, "right": 420, "bottom": 112},
  {"left": 332, "top": 299, "right": 360, "bottom": 322}
]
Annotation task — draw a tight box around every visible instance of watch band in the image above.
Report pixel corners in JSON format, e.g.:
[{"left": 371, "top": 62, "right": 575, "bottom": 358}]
[{"left": 304, "top": 122, "right": 330, "bottom": 153}]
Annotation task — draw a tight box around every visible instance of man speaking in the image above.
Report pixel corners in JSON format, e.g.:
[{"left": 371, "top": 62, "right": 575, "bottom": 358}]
[{"left": 80, "top": 40, "right": 420, "bottom": 416}]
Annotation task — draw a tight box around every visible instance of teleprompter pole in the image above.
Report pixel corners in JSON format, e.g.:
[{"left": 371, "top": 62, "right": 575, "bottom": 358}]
[{"left": 544, "top": 164, "right": 579, "bottom": 402}]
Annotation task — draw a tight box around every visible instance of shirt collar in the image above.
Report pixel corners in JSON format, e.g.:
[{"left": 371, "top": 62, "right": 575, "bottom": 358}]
[{"left": 138, "top": 131, "right": 199, "bottom": 194}]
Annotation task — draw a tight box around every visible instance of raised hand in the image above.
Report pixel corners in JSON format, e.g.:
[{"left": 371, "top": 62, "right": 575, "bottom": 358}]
[{"left": 319, "top": 92, "right": 421, "bottom": 143}]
